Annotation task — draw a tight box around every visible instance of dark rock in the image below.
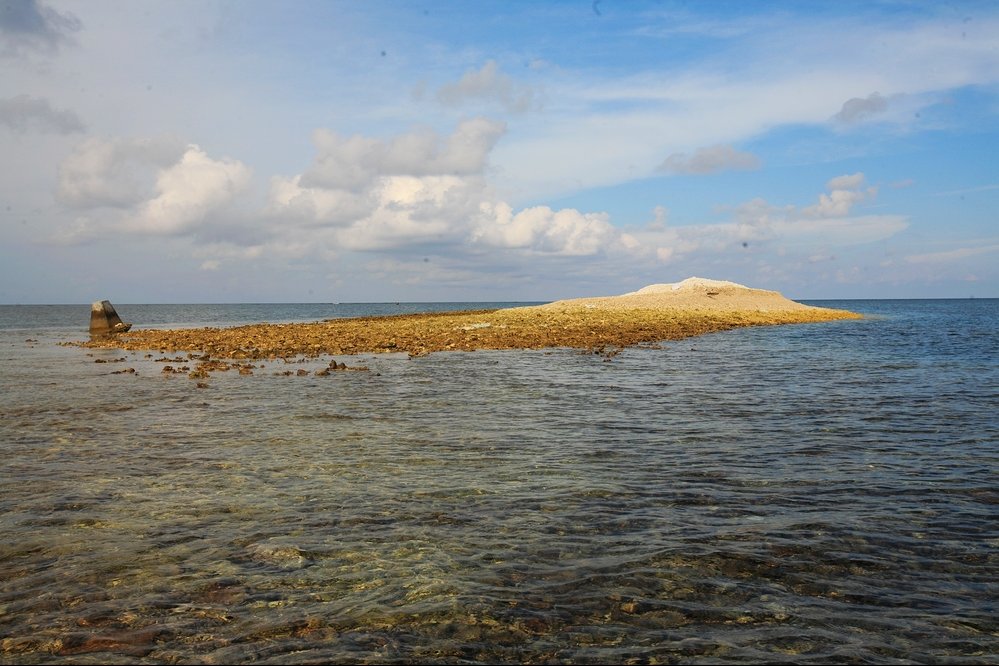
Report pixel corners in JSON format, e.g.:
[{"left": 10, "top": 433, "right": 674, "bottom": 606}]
[{"left": 89, "top": 300, "right": 132, "bottom": 336}]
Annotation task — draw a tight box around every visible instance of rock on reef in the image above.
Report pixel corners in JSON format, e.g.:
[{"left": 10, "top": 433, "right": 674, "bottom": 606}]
[{"left": 89, "top": 300, "right": 132, "bottom": 336}]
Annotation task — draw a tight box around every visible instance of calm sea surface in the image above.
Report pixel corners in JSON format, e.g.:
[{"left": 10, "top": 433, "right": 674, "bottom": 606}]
[{"left": 1, "top": 300, "right": 996, "bottom": 664}]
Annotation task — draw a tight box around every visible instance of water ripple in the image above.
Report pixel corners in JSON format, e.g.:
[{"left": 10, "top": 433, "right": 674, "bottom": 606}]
[{"left": 0, "top": 300, "right": 996, "bottom": 663}]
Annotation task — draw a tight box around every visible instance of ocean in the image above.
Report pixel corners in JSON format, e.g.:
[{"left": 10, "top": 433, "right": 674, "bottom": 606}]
[{"left": 0, "top": 299, "right": 996, "bottom": 664}]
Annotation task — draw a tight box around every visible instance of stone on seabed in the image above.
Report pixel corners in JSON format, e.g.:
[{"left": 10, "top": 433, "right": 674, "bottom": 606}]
[{"left": 89, "top": 300, "right": 132, "bottom": 336}]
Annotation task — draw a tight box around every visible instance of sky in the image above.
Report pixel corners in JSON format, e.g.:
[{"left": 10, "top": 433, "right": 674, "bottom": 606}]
[{"left": 1, "top": 0, "right": 998, "bottom": 303}]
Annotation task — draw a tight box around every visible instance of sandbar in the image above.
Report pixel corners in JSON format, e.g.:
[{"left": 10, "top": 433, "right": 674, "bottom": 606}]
[{"left": 80, "top": 278, "right": 861, "bottom": 360}]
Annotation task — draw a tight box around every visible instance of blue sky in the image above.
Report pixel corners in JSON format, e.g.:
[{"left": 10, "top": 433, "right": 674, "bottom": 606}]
[{"left": 1, "top": 0, "right": 997, "bottom": 303}]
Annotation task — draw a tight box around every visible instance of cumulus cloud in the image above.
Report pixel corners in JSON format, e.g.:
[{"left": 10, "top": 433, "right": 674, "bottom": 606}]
[
  {"left": 300, "top": 118, "right": 506, "bottom": 191},
  {"left": 832, "top": 92, "right": 890, "bottom": 124},
  {"left": 0, "top": 0, "right": 81, "bottom": 55},
  {"left": 57, "top": 136, "right": 187, "bottom": 209},
  {"left": 632, "top": 173, "right": 906, "bottom": 264},
  {"left": 0, "top": 94, "right": 84, "bottom": 133},
  {"left": 437, "top": 60, "right": 536, "bottom": 113},
  {"left": 267, "top": 174, "right": 375, "bottom": 227},
  {"left": 338, "top": 175, "right": 489, "bottom": 250},
  {"left": 648, "top": 205, "right": 668, "bottom": 230},
  {"left": 126, "top": 145, "right": 252, "bottom": 235},
  {"left": 54, "top": 136, "right": 250, "bottom": 238},
  {"left": 266, "top": 122, "right": 907, "bottom": 284},
  {"left": 49, "top": 120, "right": 911, "bottom": 294},
  {"left": 473, "top": 203, "right": 634, "bottom": 256},
  {"left": 802, "top": 172, "right": 877, "bottom": 218},
  {"left": 826, "top": 173, "right": 865, "bottom": 191},
  {"left": 719, "top": 173, "right": 903, "bottom": 245},
  {"left": 656, "top": 144, "right": 761, "bottom": 175},
  {"left": 266, "top": 119, "right": 635, "bottom": 259}
]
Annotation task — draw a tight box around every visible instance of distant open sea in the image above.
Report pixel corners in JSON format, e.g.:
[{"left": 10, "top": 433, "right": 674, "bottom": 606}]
[{"left": 1, "top": 299, "right": 996, "bottom": 664}]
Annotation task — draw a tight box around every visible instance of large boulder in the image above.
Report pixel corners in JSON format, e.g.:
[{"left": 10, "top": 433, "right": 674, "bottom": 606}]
[{"left": 89, "top": 300, "right": 132, "bottom": 336}]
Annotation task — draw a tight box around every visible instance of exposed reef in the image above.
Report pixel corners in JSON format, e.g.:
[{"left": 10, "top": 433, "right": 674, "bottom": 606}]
[{"left": 78, "top": 279, "right": 861, "bottom": 360}]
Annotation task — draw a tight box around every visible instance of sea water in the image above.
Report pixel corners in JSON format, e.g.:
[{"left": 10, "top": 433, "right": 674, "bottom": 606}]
[{"left": 0, "top": 300, "right": 996, "bottom": 664}]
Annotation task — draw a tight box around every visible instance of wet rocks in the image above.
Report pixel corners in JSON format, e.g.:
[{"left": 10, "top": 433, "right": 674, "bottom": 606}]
[
  {"left": 246, "top": 541, "right": 311, "bottom": 570},
  {"left": 55, "top": 627, "right": 166, "bottom": 657},
  {"left": 315, "top": 360, "right": 368, "bottom": 375}
]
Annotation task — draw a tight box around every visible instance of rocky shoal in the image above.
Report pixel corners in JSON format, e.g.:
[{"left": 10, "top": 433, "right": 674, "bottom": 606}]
[{"left": 78, "top": 298, "right": 861, "bottom": 361}]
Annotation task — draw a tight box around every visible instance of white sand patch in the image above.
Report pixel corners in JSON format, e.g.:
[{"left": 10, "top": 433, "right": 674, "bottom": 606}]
[
  {"left": 535, "top": 276, "right": 816, "bottom": 313},
  {"left": 624, "top": 277, "right": 750, "bottom": 295}
]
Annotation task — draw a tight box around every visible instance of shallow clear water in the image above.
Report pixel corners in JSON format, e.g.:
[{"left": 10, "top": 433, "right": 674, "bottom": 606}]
[{"left": 1, "top": 300, "right": 996, "bottom": 664}]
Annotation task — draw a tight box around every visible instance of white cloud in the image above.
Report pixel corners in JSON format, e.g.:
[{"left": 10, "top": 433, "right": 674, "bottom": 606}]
[
  {"left": 657, "top": 144, "right": 761, "bottom": 175},
  {"left": 436, "top": 60, "right": 536, "bottom": 113},
  {"left": 300, "top": 118, "right": 506, "bottom": 191},
  {"left": 648, "top": 205, "right": 668, "bottom": 230},
  {"left": 473, "top": 203, "right": 629, "bottom": 256},
  {"left": 632, "top": 174, "right": 906, "bottom": 263},
  {"left": 126, "top": 144, "right": 252, "bottom": 235},
  {"left": 0, "top": 94, "right": 84, "bottom": 133},
  {"left": 266, "top": 175, "right": 375, "bottom": 227},
  {"left": 265, "top": 124, "right": 908, "bottom": 280},
  {"left": 57, "top": 136, "right": 186, "bottom": 208},
  {"left": 267, "top": 119, "right": 633, "bottom": 259},
  {"left": 735, "top": 174, "right": 904, "bottom": 245},
  {"left": 802, "top": 173, "right": 877, "bottom": 218},
  {"left": 336, "top": 174, "right": 487, "bottom": 250},
  {"left": 803, "top": 188, "right": 872, "bottom": 218},
  {"left": 826, "top": 173, "right": 865, "bottom": 190},
  {"left": 55, "top": 137, "right": 250, "bottom": 237}
]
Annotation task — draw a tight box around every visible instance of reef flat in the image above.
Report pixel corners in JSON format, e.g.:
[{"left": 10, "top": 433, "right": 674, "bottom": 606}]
[{"left": 79, "top": 278, "right": 861, "bottom": 360}]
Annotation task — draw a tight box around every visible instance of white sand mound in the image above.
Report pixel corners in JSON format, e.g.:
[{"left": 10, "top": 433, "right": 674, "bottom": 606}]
[
  {"left": 623, "top": 277, "right": 750, "bottom": 295},
  {"left": 540, "top": 276, "right": 816, "bottom": 313}
]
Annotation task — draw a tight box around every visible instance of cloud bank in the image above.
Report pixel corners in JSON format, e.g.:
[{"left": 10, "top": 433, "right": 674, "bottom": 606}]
[{"left": 50, "top": 119, "right": 905, "bottom": 293}]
